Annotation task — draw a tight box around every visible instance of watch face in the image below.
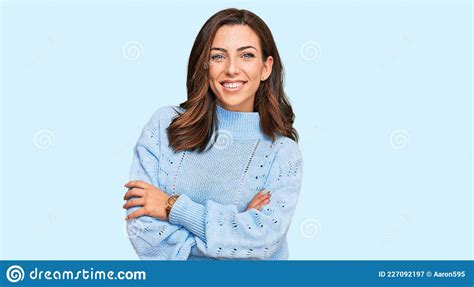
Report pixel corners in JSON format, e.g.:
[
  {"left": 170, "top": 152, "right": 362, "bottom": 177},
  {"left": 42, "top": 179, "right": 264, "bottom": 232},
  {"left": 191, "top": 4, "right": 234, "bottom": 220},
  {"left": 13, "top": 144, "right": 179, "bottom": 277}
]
[{"left": 168, "top": 196, "right": 177, "bottom": 205}]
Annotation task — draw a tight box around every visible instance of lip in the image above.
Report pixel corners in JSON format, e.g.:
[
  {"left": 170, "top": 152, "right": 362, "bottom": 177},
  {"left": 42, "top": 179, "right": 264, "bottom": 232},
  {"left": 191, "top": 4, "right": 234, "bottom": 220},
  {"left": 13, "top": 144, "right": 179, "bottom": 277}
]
[{"left": 219, "top": 80, "right": 247, "bottom": 93}]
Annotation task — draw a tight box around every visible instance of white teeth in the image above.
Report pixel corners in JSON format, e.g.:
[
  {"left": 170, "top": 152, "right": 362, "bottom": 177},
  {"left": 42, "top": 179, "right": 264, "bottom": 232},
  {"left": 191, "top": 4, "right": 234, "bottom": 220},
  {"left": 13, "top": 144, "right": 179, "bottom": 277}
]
[{"left": 222, "top": 82, "right": 244, "bottom": 89}]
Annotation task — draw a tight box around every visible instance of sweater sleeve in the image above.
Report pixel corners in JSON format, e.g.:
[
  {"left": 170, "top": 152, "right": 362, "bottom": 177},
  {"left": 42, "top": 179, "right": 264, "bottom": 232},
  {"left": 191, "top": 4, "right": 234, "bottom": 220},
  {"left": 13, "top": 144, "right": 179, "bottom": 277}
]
[
  {"left": 168, "top": 140, "right": 303, "bottom": 259},
  {"left": 126, "top": 108, "right": 195, "bottom": 260}
]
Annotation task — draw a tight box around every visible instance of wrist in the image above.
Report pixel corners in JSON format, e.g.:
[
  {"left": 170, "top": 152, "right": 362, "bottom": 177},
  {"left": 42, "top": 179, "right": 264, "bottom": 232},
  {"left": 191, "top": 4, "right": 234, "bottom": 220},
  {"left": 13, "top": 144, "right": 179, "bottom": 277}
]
[{"left": 165, "top": 195, "right": 179, "bottom": 220}]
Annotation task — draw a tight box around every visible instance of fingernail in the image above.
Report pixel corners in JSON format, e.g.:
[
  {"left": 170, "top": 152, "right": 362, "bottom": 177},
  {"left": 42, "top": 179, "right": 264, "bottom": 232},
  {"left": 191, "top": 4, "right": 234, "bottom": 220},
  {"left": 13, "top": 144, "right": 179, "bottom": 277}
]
[{"left": 261, "top": 189, "right": 269, "bottom": 195}]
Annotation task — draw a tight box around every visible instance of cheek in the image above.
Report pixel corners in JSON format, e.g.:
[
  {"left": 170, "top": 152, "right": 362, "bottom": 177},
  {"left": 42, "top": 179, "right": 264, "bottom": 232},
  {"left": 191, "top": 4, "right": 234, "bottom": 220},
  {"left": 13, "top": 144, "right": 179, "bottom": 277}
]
[
  {"left": 246, "top": 80, "right": 261, "bottom": 94},
  {"left": 208, "top": 68, "right": 224, "bottom": 97},
  {"left": 208, "top": 67, "right": 220, "bottom": 88},
  {"left": 208, "top": 61, "right": 227, "bottom": 76},
  {"left": 208, "top": 67, "right": 219, "bottom": 82},
  {"left": 243, "top": 62, "right": 264, "bottom": 80}
]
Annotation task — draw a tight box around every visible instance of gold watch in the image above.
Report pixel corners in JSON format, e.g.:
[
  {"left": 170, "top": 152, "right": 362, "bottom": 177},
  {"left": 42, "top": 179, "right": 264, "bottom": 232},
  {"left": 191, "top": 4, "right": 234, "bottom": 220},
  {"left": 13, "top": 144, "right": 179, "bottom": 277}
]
[{"left": 165, "top": 195, "right": 179, "bottom": 219}]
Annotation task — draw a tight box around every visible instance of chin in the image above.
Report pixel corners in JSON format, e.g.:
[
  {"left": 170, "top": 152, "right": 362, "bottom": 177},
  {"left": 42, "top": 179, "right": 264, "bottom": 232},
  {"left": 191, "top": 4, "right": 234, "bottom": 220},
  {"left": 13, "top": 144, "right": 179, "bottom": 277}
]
[{"left": 217, "top": 96, "right": 252, "bottom": 111}]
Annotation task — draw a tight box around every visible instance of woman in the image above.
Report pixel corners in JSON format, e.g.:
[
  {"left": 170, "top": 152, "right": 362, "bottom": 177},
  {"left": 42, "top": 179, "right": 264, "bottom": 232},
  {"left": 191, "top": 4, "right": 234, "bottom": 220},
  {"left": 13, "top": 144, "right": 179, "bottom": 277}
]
[{"left": 122, "top": 8, "right": 303, "bottom": 260}]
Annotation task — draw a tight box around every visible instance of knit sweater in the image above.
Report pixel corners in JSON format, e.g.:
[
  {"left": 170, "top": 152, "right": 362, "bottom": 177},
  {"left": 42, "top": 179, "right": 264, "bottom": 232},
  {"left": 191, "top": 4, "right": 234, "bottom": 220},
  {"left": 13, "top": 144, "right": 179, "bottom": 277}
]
[{"left": 125, "top": 104, "right": 303, "bottom": 260}]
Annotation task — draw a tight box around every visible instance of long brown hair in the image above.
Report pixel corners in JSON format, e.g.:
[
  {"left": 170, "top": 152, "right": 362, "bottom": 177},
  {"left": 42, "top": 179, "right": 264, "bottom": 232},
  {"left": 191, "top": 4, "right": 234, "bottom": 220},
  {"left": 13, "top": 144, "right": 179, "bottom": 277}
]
[{"left": 167, "top": 8, "right": 298, "bottom": 152}]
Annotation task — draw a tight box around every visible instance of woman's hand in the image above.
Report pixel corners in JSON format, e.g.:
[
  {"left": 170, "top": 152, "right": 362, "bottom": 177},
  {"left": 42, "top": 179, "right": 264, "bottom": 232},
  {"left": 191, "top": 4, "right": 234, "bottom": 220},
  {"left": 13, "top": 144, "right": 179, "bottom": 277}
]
[
  {"left": 246, "top": 189, "right": 271, "bottom": 211},
  {"left": 123, "top": 180, "right": 170, "bottom": 221}
]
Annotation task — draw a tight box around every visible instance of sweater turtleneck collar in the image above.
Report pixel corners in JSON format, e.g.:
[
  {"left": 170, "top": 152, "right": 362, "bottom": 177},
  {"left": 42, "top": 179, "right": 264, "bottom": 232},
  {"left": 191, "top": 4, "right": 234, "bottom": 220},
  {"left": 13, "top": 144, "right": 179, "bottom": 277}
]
[{"left": 215, "top": 104, "right": 263, "bottom": 138}]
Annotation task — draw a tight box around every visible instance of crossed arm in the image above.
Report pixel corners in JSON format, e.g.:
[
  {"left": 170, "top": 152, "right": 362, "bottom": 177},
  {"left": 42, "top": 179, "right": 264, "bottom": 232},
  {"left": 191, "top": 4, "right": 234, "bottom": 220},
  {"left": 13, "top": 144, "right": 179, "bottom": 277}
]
[
  {"left": 123, "top": 111, "right": 302, "bottom": 260},
  {"left": 123, "top": 180, "right": 272, "bottom": 260},
  {"left": 123, "top": 181, "right": 271, "bottom": 222}
]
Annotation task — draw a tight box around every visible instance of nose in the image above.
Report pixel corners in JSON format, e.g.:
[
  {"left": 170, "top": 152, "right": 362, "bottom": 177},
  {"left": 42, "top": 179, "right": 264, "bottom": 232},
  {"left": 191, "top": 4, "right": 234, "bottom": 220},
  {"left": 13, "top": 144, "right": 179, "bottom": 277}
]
[{"left": 225, "top": 57, "right": 240, "bottom": 75}]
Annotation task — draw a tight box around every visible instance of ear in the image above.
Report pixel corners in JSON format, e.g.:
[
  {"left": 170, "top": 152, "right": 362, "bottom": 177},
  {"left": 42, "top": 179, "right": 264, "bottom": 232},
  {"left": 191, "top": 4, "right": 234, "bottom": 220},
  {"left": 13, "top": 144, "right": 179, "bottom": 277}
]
[{"left": 261, "top": 56, "right": 274, "bottom": 81}]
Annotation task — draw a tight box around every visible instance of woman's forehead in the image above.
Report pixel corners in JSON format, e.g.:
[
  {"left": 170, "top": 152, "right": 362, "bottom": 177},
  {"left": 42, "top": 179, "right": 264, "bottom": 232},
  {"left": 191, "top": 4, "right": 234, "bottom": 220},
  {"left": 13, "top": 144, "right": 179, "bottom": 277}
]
[{"left": 211, "top": 25, "right": 260, "bottom": 50}]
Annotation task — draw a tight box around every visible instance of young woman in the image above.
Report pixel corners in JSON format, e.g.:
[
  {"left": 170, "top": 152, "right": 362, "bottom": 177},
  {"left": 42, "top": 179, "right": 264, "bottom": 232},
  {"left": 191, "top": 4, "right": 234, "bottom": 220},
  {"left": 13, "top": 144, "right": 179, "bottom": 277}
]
[{"left": 122, "top": 8, "right": 303, "bottom": 260}]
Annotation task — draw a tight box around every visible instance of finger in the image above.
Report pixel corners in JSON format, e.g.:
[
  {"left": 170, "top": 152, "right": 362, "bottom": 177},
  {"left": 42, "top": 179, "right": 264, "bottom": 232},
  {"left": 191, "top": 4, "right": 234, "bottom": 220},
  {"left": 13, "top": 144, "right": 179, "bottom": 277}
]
[
  {"left": 247, "top": 190, "right": 271, "bottom": 210},
  {"left": 256, "top": 199, "right": 271, "bottom": 210},
  {"left": 124, "top": 180, "right": 150, "bottom": 189},
  {"left": 126, "top": 208, "right": 146, "bottom": 220},
  {"left": 260, "top": 189, "right": 271, "bottom": 196},
  {"left": 249, "top": 193, "right": 270, "bottom": 208},
  {"left": 123, "top": 198, "right": 145, "bottom": 209},
  {"left": 255, "top": 193, "right": 271, "bottom": 203},
  {"left": 247, "top": 199, "right": 263, "bottom": 210},
  {"left": 251, "top": 191, "right": 269, "bottom": 203},
  {"left": 256, "top": 190, "right": 269, "bottom": 199},
  {"left": 123, "top": 188, "right": 145, "bottom": 200},
  {"left": 257, "top": 198, "right": 271, "bottom": 210},
  {"left": 247, "top": 198, "right": 262, "bottom": 209},
  {"left": 257, "top": 189, "right": 272, "bottom": 200}
]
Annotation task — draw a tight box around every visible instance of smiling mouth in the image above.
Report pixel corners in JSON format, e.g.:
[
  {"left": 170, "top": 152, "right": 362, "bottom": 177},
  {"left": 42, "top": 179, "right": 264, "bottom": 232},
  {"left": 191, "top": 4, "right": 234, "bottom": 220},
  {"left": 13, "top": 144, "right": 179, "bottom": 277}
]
[{"left": 219, "top": 80, "right": 247, "bottom": 92}]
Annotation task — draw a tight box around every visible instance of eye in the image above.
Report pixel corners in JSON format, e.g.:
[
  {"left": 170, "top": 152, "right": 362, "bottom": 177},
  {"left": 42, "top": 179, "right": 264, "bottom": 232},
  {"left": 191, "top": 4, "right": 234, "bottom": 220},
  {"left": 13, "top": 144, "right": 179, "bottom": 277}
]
[
  {"left": 242, "top": 52, "right": 255, "bottom": 59},
  {"left": 210, "top": 54, "right": 225, "bottom": 61}
]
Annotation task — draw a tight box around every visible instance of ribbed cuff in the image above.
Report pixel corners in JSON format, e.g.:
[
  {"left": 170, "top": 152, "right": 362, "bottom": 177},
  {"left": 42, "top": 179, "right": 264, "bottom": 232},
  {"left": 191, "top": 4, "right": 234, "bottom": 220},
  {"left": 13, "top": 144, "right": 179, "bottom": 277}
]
[{"left": 168, "top": 194, "right": 206, "bottom": 241}]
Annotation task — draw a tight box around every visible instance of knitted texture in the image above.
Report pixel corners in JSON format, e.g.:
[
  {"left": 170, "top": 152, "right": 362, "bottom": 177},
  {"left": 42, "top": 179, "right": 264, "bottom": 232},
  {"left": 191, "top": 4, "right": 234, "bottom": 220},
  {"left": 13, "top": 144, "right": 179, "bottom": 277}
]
[{"left": 126, "top": 105, "right": 303, "bottom": 260}]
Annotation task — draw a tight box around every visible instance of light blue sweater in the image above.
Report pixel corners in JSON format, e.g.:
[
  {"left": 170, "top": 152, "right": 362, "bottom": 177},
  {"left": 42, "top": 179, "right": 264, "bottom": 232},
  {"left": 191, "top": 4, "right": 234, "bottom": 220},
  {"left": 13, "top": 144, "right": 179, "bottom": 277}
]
[{"left": 126, "top": 104, "right": 303, "bottom": 260}]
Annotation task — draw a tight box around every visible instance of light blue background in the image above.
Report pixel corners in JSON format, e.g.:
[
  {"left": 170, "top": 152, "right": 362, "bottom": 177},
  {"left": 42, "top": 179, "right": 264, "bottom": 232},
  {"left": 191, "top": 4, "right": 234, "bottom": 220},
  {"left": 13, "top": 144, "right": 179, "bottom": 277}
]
[{"left": 0, "top": 0, "right": 472, "bottom": 260}]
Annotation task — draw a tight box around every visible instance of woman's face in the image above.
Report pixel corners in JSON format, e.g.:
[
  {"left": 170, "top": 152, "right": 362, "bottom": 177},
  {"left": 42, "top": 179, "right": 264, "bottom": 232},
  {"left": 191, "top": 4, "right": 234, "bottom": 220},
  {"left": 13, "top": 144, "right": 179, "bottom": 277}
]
[{"left": 208, "top": 24, "right": 273, "bottom": 112}]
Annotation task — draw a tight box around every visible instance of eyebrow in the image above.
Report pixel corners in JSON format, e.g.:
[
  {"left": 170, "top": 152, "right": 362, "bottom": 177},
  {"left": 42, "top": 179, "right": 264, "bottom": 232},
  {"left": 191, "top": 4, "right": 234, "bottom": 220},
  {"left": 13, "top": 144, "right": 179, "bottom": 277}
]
[{"left": 210, "top": 45, "right": 258, "bottom": 52}]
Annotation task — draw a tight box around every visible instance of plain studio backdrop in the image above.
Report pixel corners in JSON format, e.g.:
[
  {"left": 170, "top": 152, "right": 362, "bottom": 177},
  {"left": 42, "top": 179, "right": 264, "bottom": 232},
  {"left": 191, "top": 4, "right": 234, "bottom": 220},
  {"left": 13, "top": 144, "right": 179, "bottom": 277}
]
[{"left": 0, "top": 0, "right": 472, "bottom": 260}]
